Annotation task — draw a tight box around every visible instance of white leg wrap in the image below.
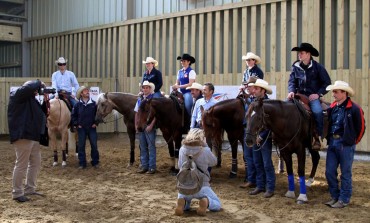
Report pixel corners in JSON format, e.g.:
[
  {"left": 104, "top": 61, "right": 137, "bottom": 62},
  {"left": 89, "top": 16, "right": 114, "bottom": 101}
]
[
  {"left": 52, "top": 162, "right": 58, "bottom": 167},
  {"left": 62, "top": 161, "right": 67, "bottom": 167},
  {"left": 297, "top": 193, "right": 308, "bottom": 202},
  {"left": 285, "top": 190, "right": 296, "bottom": 199},
  {"left": 305, "top": 178, "right": 315, "bottom": 187},
  {"left": 175, "top": 158, "right": 179, "bottom": 169}
]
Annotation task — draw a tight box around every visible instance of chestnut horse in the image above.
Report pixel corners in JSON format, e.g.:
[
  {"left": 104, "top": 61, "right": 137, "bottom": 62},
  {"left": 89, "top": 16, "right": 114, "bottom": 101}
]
[
  {"left": 136, "top": 93, "right": 190, "bottom": 175},
  {"left": 47, "top": 98, "right": 76, "bottom": 167},
  {"left": 201, "top": 91, "right": 250, "bottom": 178},
  {"left": 245, "top": 98, "right": 320, "bottom": 204},
  {"left": 95, "top": 92, "right": 137, "bottom": 165}
]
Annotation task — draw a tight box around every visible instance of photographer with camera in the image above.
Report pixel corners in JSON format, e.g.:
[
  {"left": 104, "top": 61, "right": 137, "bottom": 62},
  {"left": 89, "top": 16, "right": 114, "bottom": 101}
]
[
  {"left": 8, "top": 80, "right": 47, "bottom": 202},
  {"left": 51, "top": 57, "right": 80, "bottom": 109}
]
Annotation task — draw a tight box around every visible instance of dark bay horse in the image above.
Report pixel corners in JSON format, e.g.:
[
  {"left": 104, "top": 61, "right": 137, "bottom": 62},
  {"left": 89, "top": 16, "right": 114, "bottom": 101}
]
[
  {"left": 245, "top": 98, "right": 320, "bottom": 204},
  {"left": 95, "top": 92, "right": 137, "bottom": 165},
  {"left": 201, "top": 91, "right": 250, "bottom": 178},
  {"left": 136, "top": 93, "right": 190, "bottom": 175}
]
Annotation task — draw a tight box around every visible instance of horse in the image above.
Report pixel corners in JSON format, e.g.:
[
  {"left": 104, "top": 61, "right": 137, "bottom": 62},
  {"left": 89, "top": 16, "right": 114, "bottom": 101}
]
[
  {"left": 47, "top": 98, "right": 76, "bottom": 167},
  {"left": 201, "top": 90, "right": 250, "bottom": 178},
  {"left": 245, "top": 98, "right": 320, "bottom": 204},
  {"left": 136, "top": 92, "right": 190, "bottom": 175},
  {"left": 95, "top": 92, "right": 138, "bottom": 165}
]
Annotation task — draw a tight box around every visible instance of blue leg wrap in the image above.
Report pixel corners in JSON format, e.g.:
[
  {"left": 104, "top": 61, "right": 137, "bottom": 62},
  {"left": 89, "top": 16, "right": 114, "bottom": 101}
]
[
  {"left": 288, "top": 174, "right": 295, "bottom": 191},
  {"left": 299, "top": 176, "right": 306, "bottom": 194}
]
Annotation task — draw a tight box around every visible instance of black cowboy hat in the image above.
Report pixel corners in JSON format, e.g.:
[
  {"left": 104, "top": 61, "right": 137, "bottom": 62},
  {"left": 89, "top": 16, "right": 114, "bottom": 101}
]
[
  {"left": 177, "top": 53, "right": 196, "bottom": 64},
  {"left": 291, "top": 43, "right": 319, "bottom": 57}
]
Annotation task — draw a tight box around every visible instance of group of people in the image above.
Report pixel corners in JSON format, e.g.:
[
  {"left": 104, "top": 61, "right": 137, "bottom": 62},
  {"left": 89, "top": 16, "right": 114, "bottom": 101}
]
[{"left": 8, "top": 43, "right": 366, "bottom": 215}]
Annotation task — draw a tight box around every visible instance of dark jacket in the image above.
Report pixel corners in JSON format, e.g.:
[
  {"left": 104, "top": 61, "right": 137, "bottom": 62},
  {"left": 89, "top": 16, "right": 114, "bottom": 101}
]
[
  {"left": 71, "top": 98, "right": 98, "bottom": 128},
  {"left": 242, "top": 65, "right": 264, "bottom": 82},
  {"left": 8, "top": 80, "right": 46, "bottom": 143},
  {"left": 142, "top": 68, "right": 163, "bottom": 93},
  {"left": 288, "top": 60, "right": 331, "bottom": 97},
  {"left": 326, "top": 98, "right": 366, "bottom": 146}
]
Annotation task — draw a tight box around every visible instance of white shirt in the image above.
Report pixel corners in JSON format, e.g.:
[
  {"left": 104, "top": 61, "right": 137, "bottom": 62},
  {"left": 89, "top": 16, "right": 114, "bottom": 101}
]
[
  {"left": 190, "top": 96, "right": 218, "bottom": 128},
  {"left": 51, "top": 70, "right": 80, "bottom": 96}
]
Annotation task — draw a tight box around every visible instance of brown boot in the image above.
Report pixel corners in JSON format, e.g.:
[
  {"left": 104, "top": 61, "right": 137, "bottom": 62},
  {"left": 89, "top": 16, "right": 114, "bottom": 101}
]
[
  {"left": 197, "top": 197, "right": 209, "bottom": 216},
  {"left": 174, "top": 198, "right": 185, "bottom": 216},
  {"left": 239, "top": 182, "right": 256, "bottom": 188}
]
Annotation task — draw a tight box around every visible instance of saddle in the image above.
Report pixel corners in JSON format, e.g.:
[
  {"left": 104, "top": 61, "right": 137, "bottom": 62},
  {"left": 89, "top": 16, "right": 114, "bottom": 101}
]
[
  {"left": 58, "top": 90, "right": 73, "bottom": 112},
  {"left": 169, "top": 91, "right": 189, "bottom": 134},
  {"left": 293, "top": 93, "right": 330, "bottom": 150}
]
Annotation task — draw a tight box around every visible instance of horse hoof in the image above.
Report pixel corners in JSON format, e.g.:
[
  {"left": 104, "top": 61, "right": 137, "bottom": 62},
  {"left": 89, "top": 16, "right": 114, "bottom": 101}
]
[
  {"left": 62, "top": 161, "right": 67, "bottom": 167},
  {"left": 126, "top": 163, "right": 134, "bottom": 168},
  {"left": 296, "top": 200, "right": 306, "bottom": 204},
  {"left": 229, "top": 172, "right": 237, "bottom": 178},
  {"left": 52, "top": 162, "right": 58, "bottom": 167},
  {"left": 170, "top": 167, "right": 179, "bottom": 176},
  {"left": 285, "top": 191, "right": 295, "bottom": 199},
  {"left": 297, "top": 194, "right": 308, "bottom": 203},
  {"left": 305, "top": 178, "right": 315, "bottom": 187}
]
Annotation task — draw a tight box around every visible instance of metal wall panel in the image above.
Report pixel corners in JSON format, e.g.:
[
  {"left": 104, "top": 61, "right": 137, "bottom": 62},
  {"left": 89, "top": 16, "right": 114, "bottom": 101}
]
[{"left": 0, "top": 43, "right": 22, "bottom": 77}]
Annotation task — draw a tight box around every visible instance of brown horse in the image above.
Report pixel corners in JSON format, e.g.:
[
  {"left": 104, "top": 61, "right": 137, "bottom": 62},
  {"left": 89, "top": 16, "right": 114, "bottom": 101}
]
[
  {"left": 245, "top": 98, "right": 320, "bottom": 204},
  {"left": 201, "top": 91, "right": 250, "bottom": 178},
  {"left": 95, "top": 92, "right": 138, "bottom": 165},
  {"left": 136, "top": 93, "right": 190, "bottom": 175}
]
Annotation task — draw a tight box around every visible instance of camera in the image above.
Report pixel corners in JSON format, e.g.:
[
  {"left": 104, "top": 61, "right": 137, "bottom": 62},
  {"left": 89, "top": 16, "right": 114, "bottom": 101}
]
[{"left": 38, "top": 87, "right": 56, "bottom": 95}]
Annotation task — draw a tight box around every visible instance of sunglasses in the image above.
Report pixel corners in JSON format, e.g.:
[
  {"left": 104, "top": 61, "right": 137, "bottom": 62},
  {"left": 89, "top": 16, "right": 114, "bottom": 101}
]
[{"left": 58, "top": 63, "right": 66, "bottom": 66}]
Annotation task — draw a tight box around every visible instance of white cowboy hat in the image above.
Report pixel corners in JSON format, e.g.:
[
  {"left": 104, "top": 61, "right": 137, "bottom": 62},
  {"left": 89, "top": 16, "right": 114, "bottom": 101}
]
[
  {"left": 142, "top": 57, "right": 158, "bottom": 67},
  {"left": 241, "top": 52, "right": 261, "bottom": 64},
  {"left": 55, "top": 57, "right": 68, "bottom": 66},
  {"left": 141, "top": 80, "right": 155, "bottom": 93},
  {"left": 248, "top": 79, "right": 272, "bottom": 94},
  {"left": 326, "top": 80, "right": 354, "bottom": 97},
  {"left": 76, "top": 86, "right": 89, "bottom": 100},
  {"left": 186, "top": 82, "right": 203, "bottom": 91}
]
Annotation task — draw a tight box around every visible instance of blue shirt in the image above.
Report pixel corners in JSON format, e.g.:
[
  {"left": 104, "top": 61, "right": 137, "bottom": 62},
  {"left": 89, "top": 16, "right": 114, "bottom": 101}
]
[
  {"left": 191, "top": 96, "right": 218, "bottom": 128},
  {"left": 330, "top": 102, "right": 346, "bottom": 136},
  {"left": 52, "top": 70, "right": 80, "bottom": 96}
]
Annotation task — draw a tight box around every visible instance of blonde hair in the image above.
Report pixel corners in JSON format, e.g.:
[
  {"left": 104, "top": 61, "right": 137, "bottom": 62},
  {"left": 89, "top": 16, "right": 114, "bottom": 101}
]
[{"left": 182, "top": 128, "right": 207, "bottom": 146}]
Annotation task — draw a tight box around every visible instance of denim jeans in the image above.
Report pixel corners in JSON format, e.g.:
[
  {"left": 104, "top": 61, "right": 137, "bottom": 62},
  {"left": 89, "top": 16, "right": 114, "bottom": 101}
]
[
  {"left": 244, "top": 145, "right": 256, "bottom": 184},
  {"left": 252, "top": 138, "right": 275, "bottom": 192},
  {"left": 68, "top": 95, "right": 78, "bottom": 108},
  {"left": 178, "top": 186, "right": 221, "bottom": 212},
  {"left": 183, "top": 92, "right": 193, "bottom": 116},
  {"left": 139, "top": 128, "right": 157, "bottom": 170},
  {"left": 325, "top": 138, "right": 355, "bottom": 204},
  {"left": 78, "top": 127, "right": 99, "bottom": 167},
  {"left": 309, "top": 99, "right": 323, "bottom": 136}
]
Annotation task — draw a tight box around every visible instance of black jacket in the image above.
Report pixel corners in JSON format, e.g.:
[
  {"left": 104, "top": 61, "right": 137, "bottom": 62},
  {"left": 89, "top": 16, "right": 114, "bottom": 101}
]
[
  {"left": 142, "top": 68, "right": 163, "bottom": 93},
  {"left": 8, "top": 80, "right": 46, "bottom": 143},
  {"left": 71, "top": 98, "right": 98, "bottom": 128}
]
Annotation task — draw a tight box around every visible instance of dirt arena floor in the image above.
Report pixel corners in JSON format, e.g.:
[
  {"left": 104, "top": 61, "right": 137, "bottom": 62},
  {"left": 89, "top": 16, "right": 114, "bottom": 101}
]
[{"left": 1, "top": 133, "right": 370, "bottom": 223}]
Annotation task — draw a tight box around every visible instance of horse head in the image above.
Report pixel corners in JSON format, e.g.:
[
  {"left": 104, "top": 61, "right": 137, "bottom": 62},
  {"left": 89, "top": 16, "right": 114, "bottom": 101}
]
[
  {"left": 201, "top": 106, "right": 223, "bottom": 149},
  {"left": 245, "top": 98, "right": 266, "bottom": 147},
  {"left": 95, "top": 92, "right": 116, "bottom": 123},
  {"left": 136, "top": 97, "right": 155, "bottom": 132}
]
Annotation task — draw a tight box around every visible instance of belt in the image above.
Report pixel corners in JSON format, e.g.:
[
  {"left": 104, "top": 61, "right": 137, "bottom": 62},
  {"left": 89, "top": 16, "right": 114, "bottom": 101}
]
[{"left": 332, "top": 134, "right": 341, "bottom": 139}]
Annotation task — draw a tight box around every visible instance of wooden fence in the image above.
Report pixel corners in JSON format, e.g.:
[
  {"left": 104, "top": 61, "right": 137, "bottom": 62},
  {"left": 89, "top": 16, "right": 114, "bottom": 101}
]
[{"left": 2, "top": 0, "right": 369, "bottom": 151}]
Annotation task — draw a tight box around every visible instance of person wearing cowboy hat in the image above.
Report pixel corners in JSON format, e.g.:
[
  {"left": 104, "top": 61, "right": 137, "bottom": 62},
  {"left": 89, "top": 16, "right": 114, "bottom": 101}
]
[
  {"left": 241, "top": 52, "right": 264, "bottom": 83},
  {"left": 324, "top": 81, "right": 365, "bottom": 208},
  {"left": 247, "top": 79, "right": 275, "bottom": 198},
  {"left": 287, "top": 42, "right": 331, "bottom": 150},
  {"left": 173, "top": 53, "right": 197, "bottom": 116},
  {"left": 134, "top": 81, "right": 157, "bottom": 174},
  {"left": 51, "top": 57, "right": 80, "bottom": 108},
  {"left": 71, "top": 86, "right": 100, "bottom": 169},
  {"left": 186, "top": 82, "right": 203, "bottom": 115},
  {"left": 141, "top": 57, "right": 163, "bottom": 98}
]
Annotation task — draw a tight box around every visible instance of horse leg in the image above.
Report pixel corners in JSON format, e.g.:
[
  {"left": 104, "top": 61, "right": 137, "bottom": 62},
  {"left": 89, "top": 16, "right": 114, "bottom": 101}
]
[
  {"left": 53, "top": 151, "right": 58, "bottom": 166},
  {"left": 61, "top": 130, "right": 68, "bottom": 167},
  {"left": 306, "top": 148, "right": 320, "bottom": 187},
  {"left": 296, "top": 147, "right": 308, "bottom": 204},
  {"left": 228, "top": 138, "right": 238, "bottom": 178},
  {"left": 127, "top": 126, "right": 136, "bottom": 166},
  {"left": 282, "top": 152, "right": 295, "bottom": 199}
]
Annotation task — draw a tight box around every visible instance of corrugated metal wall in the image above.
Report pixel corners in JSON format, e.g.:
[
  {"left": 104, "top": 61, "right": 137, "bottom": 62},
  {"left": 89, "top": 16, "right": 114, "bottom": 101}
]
[
  {"left": 0, "top": 43, "right": 22, "bottom": 77},
  {"left": 30, "top": 0, "right": 244, "bottom": 37}
]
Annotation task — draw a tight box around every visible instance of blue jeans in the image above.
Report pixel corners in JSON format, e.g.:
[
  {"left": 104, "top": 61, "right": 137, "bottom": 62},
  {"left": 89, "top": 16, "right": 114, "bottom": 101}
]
[
  {"left": 139, "top": 128, "right": 157, "bottom": 170},
  {"left": 325, "top": 138, "right": 355, "bottom": 204},
  {"left": 309, "top": 99, "right": 323, "bottom": 136},
  {"left": 252, "top": 139, "right": 275, "bottom": 192},
  {"left": 77, "top": 127, "right": 99, "bottom": 167},
  {"left": 69, "top": 95, "right": 78, "bottom": 108},
  {"left": 183, "top": 92, "right": 193, "bottom": 116},
  {"left": 153, "top": 91, "right": 162, "bottom": 98},
  {"left": 244, "top": 145, "right": 256, "bottom": 184},
  {"left": 178, "top": 186, "right": 221, "bottom": 212}
]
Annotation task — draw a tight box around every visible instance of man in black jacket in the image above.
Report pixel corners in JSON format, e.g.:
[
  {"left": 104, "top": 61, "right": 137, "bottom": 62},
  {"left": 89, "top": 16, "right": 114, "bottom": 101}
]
[{"left": 8, "top": 80, "right": 46, "bottom": 202}]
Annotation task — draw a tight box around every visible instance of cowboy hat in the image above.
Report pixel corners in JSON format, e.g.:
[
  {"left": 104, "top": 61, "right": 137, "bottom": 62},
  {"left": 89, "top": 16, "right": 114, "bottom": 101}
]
[
  {"left": 291, "top": 42, "right": 319, "bottom": 57},
  {"left": 242, "top": 76, "right": 259, "bottom": 85},
  {"left": 142, "top": 57, "right": 158, "bottom": 67},
  {"left": 177, "top": 54, "right": 196, "bottom": 64},
  {"left": 186, "top": 82, "right": 203, "bottom": 91},
  {"left": 241, "top": 52, "right": 261, "bottom": 64},
  {"left": 326, "top": 80, "right": 354, "bottom": 97},
  {"left": 248, "top": 79, "right": 272, "bottom": 94},
  {"left": 76, "top": 86, "right": 89, "bottom": 100},
  {"left": 141, "top": 80, "right": 155, "bottom": 93},
  {"left": 55, "top": 57, "right": 68, "bottom": 66}
]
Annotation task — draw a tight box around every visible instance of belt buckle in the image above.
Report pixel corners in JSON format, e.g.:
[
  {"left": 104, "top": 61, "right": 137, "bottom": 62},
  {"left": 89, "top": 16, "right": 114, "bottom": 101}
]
[{"left": 332, "top": 134, "right": 341, "bottom": 139}]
